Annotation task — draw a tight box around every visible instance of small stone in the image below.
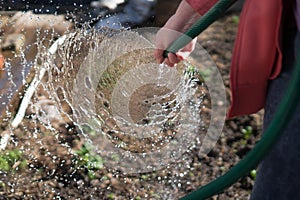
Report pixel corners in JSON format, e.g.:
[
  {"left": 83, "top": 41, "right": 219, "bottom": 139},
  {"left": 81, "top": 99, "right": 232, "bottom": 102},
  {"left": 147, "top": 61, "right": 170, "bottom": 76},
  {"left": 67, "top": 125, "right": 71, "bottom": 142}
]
[
  {"left": 91, "top": 179, "right": 100, "bottom": 186},
  {"left": 58, "top": 182, "right": 64, "bottom": 188}
]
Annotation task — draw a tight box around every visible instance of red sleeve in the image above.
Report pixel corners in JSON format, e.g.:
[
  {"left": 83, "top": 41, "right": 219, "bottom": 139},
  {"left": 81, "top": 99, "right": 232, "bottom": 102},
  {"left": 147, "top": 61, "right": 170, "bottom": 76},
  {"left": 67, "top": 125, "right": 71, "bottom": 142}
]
[{"left": 186, "top": 0, "right": 219, "bottom": 15}]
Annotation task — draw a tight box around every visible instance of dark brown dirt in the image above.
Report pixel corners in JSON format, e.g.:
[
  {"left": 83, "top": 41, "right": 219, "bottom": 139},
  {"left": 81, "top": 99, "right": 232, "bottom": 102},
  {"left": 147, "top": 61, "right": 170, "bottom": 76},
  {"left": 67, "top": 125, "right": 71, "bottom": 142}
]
[{"left": 0, "top": 3, "right": 264, "bottom": 200}]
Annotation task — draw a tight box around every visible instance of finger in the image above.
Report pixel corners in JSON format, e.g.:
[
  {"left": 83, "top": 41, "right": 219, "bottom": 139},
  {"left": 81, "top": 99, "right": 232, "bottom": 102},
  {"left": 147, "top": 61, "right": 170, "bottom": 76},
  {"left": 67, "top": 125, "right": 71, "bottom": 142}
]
[
  {"left": 176, "top": 51, "right": 189, "bottom": 60},
  {"left": 182, "top": 39, "right": 197, "bottom": 52},
  {"left": 164, "top": 55, "right": 178, "bottom": 67},
  {"left": 164, "top": 57, "right": 176, "bottom": 67},
  {"left": 175, "top": 53, "right": 184, "bottom": 61},
  {"left": 179, "top": 38, "right": 197, "bottom": 59},
  {"left": 168, "top": 53, "right": 181, "bottom": 64},
  {"left": 154, "top": 49, "right": 165, "bottom": 64}
]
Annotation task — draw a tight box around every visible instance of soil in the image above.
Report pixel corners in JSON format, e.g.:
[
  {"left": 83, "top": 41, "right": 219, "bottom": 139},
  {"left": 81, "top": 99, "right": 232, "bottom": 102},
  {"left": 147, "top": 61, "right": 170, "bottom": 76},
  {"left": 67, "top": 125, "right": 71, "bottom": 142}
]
[{"left": 0, "top": 2, "right": 264, "bottom": 200}]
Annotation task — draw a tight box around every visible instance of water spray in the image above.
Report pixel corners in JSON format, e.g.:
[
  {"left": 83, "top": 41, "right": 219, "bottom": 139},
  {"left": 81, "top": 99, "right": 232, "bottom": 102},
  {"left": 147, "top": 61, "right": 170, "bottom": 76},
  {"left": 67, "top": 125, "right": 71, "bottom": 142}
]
[{"left": 2, "top": 0, "right": 299, "bottom": 199}]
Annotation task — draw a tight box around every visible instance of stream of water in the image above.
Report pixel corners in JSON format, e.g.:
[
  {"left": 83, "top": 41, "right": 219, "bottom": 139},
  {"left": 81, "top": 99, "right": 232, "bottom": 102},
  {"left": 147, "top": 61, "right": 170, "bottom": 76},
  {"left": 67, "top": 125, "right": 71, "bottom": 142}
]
[{"left": 0, "top": 8, "right": 227, "bottom": 199}]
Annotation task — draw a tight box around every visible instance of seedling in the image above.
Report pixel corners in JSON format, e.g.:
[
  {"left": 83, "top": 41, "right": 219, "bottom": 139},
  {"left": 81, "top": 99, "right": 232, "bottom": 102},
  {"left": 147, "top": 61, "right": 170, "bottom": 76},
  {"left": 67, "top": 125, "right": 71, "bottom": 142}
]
[
  {"left": 232, "top": 15, "right": 240, "bottom": 24},
  {"left": 0, "top": 149, "right": 27, "bottom": 172},
  {"left": 135, "top": 196, "right": 142, "bottom": 200},
  {"left": 107, "top": 193, "right": 115, "bottom": 199},
  {"left": 184, "top": 62, "right": 212, "bottom": 81},
  {"left": 74, "top": 142, "right": 104, "bottom": 179},
  {"left": 241, "top": 126, "right": 253, "bottom": 140},
  {"left": 250, "top": 169, "right": 257, "bottom": 180}
]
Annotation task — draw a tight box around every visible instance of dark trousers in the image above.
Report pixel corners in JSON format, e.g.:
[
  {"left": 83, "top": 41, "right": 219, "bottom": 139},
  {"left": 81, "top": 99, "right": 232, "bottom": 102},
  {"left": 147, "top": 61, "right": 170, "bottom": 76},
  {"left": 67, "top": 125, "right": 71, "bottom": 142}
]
[{"left": 251, "top": 29, "right": 300, "bottom": 199}]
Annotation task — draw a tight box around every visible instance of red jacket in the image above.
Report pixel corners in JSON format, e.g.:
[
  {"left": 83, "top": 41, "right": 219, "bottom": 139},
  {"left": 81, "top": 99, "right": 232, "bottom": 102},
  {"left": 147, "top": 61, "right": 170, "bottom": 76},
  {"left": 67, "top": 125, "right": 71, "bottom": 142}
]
[{"left": 186, "top": 0, "right": 283, "bottom": 118}]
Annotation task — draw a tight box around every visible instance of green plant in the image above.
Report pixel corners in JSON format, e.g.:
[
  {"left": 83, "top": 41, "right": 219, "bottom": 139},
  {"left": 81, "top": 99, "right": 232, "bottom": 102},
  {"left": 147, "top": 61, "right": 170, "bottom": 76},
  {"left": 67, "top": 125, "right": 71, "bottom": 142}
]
[
  {"left": 150, "top": 191, "right": 160, "bottom": 199},
  {"left": 0, "top": 149, "right": 27, "bottom": 172},
  {"left": 232, "top": 15, "right": 240, "bottom": 24},
  {"left": 80, "top": 123, "right": 97, "bottom": 137},
  {"left": 250, "top": 169, "right": 257, "bottom": 180},
  {"left": 141, "top": 174, "right": 149, "bottom": 181},
  {"left": 184, "top": 64, "right": 198, "bottom": 78},
  {"left": 0, "top": 181, "right": 6, "bottom": 189},
  {"left": 184, "top": 62, "right": 212, "bottom": 81},
  {"left": 74, "top": 142, "right": 104, "bottom": 179},
  {"left": 107, "top": 193, "right": 115, "bottom": 199},
  {"left": 111, "top": 154, "right": 120, "bottom": 162},
  {"left": 241, "top": 126, "right": 253, "bottom": 140}
]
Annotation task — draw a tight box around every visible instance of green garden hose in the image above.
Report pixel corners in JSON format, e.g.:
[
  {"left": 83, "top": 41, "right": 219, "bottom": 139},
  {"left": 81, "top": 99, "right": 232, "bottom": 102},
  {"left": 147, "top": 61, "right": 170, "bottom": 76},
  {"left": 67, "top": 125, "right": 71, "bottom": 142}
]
[
  {"left": 163, "top": 0, "right": 300, "bottom": 199},
  {"left": 163, "top": 0, "right": 237, "bottom": 57}
]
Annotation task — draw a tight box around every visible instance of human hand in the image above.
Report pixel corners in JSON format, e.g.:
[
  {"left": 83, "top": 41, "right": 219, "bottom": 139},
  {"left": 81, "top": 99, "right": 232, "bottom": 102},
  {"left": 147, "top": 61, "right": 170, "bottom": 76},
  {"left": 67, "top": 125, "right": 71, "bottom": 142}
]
[
  {"left": 154, "top": 27, "right": 197, "bottom": 67},
  {"left": 154, "top": 0, "right": 200, "bottom": 67}
]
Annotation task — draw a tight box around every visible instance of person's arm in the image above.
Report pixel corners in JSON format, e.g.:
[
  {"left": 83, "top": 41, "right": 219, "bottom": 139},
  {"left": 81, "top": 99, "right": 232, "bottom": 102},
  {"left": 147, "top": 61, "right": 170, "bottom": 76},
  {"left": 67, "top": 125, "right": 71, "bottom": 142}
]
[{"left": 154, "top": 0, "right": 217, "bottom": 67}]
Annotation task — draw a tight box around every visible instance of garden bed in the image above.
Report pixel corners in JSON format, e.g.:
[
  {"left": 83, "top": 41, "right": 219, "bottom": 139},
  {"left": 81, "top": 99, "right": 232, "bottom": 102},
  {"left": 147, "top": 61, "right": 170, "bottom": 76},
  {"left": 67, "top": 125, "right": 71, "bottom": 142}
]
[{"left": 0, "top": 5, "right": 263, "bottom": 200}]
